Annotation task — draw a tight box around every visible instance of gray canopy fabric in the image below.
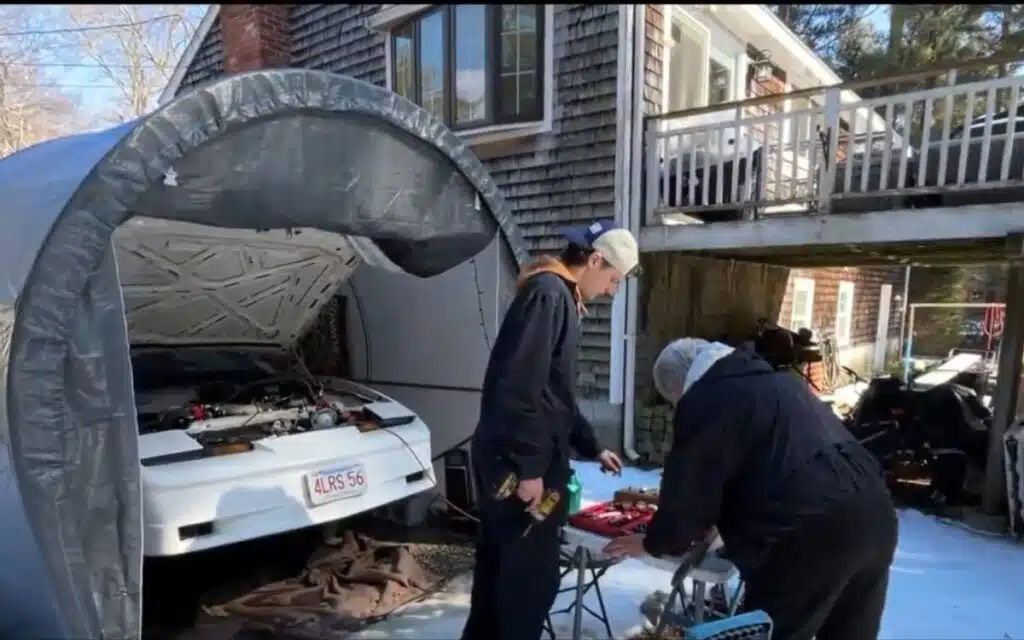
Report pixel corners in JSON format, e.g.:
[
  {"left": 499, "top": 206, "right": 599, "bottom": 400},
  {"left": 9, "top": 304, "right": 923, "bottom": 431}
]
[{"left": 0, "top": 69, "right": 527, "bottom": 639}]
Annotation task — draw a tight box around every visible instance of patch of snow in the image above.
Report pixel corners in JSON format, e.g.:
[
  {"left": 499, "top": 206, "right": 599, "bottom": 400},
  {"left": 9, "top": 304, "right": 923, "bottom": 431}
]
[
  {"left": 351, "top": 574, "right": 471, "bottom": 639},
  {"left": 822, "top": 381, "right": 869, "bottom": 415},
  {"left": 359, "top": 461, "right": 1024, "bottom": 640},
  {"left": 882, "top": 509, "right": 1024, "bottom": 639}
]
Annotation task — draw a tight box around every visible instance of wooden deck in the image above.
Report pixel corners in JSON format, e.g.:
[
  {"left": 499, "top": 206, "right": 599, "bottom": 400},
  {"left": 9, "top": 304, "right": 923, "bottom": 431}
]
[{"left": 642, "top": 54, "right": 1024, "bottom": 266}]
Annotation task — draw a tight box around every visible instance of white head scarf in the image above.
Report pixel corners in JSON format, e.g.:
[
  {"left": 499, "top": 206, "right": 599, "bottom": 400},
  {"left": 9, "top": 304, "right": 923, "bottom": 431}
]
[{"left": 652, "top": 338, "right": 736, "bottom": 406}]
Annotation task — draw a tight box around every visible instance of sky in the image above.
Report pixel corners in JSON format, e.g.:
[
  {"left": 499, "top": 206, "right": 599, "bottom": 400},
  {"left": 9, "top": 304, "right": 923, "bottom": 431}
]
[
  {"left": 868, "top": 5, "right": 891, "bottom": 35},
  {"left": 29, "top": 5, "right": 210, "bottom": 126},
  {"left": 52, "top": 61, "right": 115, "bottom": 119}
]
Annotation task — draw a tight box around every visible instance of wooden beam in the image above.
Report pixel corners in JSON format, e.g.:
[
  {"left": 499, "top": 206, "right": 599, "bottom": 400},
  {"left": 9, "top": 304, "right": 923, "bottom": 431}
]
[
  {"left": 641, "top": 202, "right": 1024, "bottom": 254},
  {"left": 698, "top": 250, "right": 1009, "bottom": 268},
  {"left": 983, "top": 263, "right": 1024, "bottom": 514}
]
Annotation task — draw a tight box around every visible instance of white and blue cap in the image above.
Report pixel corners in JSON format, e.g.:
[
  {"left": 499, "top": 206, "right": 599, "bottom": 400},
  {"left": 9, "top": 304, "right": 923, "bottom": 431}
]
[{"left": 562, "top": 220, "right": 641, "bottom": 278}]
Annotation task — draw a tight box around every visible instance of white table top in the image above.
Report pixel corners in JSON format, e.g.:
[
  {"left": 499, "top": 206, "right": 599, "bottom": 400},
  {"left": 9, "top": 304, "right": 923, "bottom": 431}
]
[{"left": 561, "top": 524, "right": 736, "bottom": 584}]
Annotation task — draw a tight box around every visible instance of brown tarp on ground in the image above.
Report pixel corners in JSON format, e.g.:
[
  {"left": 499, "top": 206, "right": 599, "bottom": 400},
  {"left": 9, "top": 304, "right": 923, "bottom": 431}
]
[{"left": 204, "top": 530, "right": 440, "bottom": 638}]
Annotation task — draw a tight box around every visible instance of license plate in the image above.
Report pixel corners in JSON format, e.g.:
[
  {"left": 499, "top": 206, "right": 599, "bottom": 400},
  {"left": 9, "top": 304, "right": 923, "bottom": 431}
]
[{"left": 305, "top": 463, "right": 368, "bottom": 507}]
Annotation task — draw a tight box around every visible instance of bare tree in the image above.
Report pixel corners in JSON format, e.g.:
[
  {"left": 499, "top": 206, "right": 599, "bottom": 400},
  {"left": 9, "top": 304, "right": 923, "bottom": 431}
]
[
  {"left": 0, "top": 6, "right": 83, "bottom": 156},
  {"left": 0, "top": 66, "right": 80, "bottom": 156},
  {"left": 54, "top": 5, "right": 203, "bottom": 122}
]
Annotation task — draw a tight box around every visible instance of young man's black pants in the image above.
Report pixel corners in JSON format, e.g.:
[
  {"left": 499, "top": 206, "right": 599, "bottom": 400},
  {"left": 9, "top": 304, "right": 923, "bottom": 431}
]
[
  {"left": 461, "top": 474, "right": 569, "bottom": 640},
  {"left": 742, "top": 489, "right": 898, "bottom": 640}
]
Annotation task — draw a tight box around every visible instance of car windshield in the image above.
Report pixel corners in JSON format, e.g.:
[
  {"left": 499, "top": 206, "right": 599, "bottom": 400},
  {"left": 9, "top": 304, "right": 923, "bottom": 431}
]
[{"left": 130, "top": 346, "right": 294, "bottom": 390}]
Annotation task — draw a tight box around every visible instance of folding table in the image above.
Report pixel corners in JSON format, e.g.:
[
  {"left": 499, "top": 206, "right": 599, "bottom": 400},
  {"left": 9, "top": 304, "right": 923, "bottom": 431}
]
[{"left": 556, "top": 525, "right": 741, "bottom": 640}]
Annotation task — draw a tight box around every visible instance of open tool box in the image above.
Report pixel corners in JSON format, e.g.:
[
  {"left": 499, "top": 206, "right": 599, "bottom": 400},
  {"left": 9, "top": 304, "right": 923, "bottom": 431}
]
[{"left": 568, "top": 499, "right": 657, "bottom": 537}]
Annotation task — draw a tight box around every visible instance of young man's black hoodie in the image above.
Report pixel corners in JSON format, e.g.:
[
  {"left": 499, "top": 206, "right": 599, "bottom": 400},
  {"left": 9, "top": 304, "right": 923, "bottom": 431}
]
[{"left": 472, "top": 256, "right": 602, "bottom": 491}]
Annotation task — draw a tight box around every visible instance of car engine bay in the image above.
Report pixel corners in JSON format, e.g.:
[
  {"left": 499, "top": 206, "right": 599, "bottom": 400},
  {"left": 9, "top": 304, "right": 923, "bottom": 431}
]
[{"left": 136, "top": 376, "right": 393, "bottom": 454}]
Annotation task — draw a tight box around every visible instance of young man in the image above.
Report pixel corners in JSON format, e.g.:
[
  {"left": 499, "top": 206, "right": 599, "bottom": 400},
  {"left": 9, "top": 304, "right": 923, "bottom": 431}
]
[
  {"left": 605, "top": 338, "right": 898, "bottom": 640},
  {"left": 462, "top": 221, "right": 639, "bottom": 640}
]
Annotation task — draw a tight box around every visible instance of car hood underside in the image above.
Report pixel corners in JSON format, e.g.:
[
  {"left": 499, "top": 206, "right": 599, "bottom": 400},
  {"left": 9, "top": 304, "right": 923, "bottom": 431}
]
[{"left": 113, "top": 217, "right": 400, "bottom": 349}]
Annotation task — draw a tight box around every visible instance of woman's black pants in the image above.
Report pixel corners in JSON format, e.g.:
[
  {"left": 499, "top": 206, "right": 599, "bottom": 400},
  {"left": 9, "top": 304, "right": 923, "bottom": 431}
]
[{"left": 743, "top": 490, "right": 899, "bottom": 640}]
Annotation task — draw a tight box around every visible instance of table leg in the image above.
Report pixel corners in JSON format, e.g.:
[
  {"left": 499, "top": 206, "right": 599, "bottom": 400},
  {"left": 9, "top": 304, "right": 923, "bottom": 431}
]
[
  {"left": 729, "top": 581, "right": 745, "bottom": 617},
  {"left": 653, "top": 580, "right": 682, "bottom": 638},
  {"left": 692, "top": 581, "right": 707, "bottom": 625},
  {"left": 572, "top": 546, "right": 588, "bottom": 640}
]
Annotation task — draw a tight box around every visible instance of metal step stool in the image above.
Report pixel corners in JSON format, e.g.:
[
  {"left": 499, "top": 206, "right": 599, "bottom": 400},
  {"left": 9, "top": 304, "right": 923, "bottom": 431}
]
[{"left": 654, "top": 553, "right": 743, "bottom": 636}]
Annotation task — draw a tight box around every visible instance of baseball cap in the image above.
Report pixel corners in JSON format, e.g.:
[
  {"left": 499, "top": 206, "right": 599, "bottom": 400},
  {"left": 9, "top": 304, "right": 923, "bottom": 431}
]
[{"left": 562, "top": 220, "right": 641, "bottom": 278}]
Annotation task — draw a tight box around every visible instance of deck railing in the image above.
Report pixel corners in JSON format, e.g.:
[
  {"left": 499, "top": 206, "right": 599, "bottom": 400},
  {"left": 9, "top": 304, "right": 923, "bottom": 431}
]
[{"left": 644, "top": 54, "right": 1024, "bottom": 226}]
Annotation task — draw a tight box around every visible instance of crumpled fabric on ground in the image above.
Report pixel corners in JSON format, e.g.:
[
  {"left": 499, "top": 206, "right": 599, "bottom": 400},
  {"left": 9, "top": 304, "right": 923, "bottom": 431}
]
[{"left": 205, "top": 530, "right": 437, "bottom": 639}]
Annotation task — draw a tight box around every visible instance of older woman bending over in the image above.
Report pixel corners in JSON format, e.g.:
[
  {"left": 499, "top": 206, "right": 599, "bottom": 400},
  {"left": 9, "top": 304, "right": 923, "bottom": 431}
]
[{"left": 605, "top": 338, "right": 897, "bottom": 640}]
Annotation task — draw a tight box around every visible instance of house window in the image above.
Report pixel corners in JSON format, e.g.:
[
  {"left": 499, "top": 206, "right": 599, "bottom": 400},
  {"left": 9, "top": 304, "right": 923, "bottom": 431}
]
[
  {"left": 790, "top": 277, "right": 815, "bottom": 332},
  {"left": 835, "top": 281, "right": 855, "bottom": 347},
  {"left": 393, "top": 23, "right": 415, "bottom": 100},
  {"left": 389, "top": 5, "right": 545, "bottom": 130},
  {"left": 455, "top": 4, "right": 486, "bottom": 123},
  {"left": 663, "top": 10, "right": 739, "bottom": 113},
  {"left": 708, "top": 54, "right": 732, "bottom": 106},
  {"left": 665, "top": 15, "right": 709, "bottom": 112},
  {"left": 419, "top": 10, "right": 446, "bottom": 120}
]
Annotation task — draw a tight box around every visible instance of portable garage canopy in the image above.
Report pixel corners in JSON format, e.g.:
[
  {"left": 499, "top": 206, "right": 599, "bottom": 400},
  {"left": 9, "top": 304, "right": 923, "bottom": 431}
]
[{"left": 0, "top": 69, "right": 528, "bottom": 639}]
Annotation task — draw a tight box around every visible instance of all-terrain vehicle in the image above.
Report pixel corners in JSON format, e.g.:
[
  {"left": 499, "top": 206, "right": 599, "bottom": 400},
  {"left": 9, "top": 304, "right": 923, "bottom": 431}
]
[{"left": 840, "top": 366, "right": 991, "bottom": 506}]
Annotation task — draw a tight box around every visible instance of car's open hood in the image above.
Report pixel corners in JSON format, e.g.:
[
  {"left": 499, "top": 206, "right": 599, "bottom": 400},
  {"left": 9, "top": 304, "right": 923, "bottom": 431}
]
[{"left": 114, "top": 218, "right": 399, "bottom": 348}]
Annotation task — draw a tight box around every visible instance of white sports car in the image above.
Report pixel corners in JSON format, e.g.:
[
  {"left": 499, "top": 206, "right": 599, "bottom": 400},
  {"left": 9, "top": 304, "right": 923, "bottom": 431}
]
[
  {"left": 134, "top": 345, "right": 433, "bottom": 556},
  {"left": 117, "top": 221, "right": 435, "bottom": 557}
]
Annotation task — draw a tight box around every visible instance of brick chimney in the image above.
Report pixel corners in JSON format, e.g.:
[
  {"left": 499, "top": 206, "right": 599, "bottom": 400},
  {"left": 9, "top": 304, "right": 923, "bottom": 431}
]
[{"left": 220, "top": 5, "right": 291, "bottom": 73}]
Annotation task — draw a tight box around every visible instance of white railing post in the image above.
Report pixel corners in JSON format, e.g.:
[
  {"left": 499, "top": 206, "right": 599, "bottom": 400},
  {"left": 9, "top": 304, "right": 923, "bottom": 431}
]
[
  {"left": 816, "top": 87, "right": 842, "bottom": 215},
  {"left": 644, "top": 118, "right": 659, "bottom": 226}
]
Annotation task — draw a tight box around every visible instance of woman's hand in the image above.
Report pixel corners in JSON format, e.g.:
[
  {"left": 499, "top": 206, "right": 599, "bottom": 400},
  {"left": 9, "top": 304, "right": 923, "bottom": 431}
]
[{"left": 602, "top": 533, "right": 647, "bottom": 559}]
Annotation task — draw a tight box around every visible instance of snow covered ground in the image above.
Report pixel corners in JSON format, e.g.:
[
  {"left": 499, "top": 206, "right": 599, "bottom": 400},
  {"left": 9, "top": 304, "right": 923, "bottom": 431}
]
[{"left": 355, "top": 461, "right": 1024, "bottom": 640}]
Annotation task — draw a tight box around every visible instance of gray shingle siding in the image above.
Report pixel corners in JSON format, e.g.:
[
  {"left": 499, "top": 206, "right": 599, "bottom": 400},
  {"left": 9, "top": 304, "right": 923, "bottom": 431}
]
[
  {"left": 485, "top": 5, "right": 620, "bottom": 395},
  {"left": 171, "top": 4, "right": 622, "bottom": 399},
  {"left": 290, "top": 5, "right": 386, "bottom": 85},
  {"left": 643, "top": 5, "right": 664, "bottom": 117},
  {"left": 177, "top": 17, "right": 224, "bottom": 94}
]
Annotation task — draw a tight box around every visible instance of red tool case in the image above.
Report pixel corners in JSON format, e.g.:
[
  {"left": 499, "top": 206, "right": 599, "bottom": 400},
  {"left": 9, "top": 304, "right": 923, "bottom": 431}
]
[{"left": 567, "top": 501, "right": 657, "bottom": 538}]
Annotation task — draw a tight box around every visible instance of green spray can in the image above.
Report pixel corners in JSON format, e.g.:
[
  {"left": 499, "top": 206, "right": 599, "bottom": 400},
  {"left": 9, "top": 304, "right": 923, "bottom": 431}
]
[{"left": 566, "top": 470, "right": 583, "bottom": 514}]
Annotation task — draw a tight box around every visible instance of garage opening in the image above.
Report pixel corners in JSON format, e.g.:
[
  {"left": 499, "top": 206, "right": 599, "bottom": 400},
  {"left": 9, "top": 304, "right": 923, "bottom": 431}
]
[{"left": 0, "top": 69, "right": 527, "bottom": 639}]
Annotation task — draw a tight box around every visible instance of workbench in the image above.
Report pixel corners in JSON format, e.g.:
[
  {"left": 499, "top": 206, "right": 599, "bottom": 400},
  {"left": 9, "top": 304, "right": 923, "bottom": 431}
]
[{"left": 556, "top": 525, "right": 740, "bottom": 640}]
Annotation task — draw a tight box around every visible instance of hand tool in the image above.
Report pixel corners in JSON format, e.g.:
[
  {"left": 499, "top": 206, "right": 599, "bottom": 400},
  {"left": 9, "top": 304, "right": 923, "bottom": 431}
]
[
  {"left": 520, "top": 489, "right": 562, "bottom": 537},
  {"left": 492, "top": 471, "right": 563, "bottom": 537}
]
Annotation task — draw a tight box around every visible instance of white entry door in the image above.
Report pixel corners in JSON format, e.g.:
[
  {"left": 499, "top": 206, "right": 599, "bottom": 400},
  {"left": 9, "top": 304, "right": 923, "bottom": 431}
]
[{"left": 873, "top": 284, "right": 894, "bottom": 372}]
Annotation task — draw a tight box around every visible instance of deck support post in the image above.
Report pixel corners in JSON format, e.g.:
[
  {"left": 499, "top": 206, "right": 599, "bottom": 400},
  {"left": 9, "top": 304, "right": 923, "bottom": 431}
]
[
  {"left": 815, "top": 87, "right": 841, "bottom": 215},
  {"left": 644, "top": 118, "right": 659, "bottom": 227},
  {"left": 982, "top": 261, "right": 1024, "bottom": 515}
]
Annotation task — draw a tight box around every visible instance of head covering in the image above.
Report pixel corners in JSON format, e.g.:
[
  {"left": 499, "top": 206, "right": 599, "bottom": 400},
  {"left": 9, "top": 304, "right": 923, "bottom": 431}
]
[
  {"left": 652, "top": 338, "right": 736, "bottom": 405},
  {"left": 562, "top": 220, "right": 641, "bottom": 278}
]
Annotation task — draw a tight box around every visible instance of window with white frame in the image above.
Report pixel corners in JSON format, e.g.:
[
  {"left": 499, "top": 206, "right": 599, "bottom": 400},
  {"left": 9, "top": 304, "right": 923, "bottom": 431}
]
[
  {"left": 665, "top": 14, "right": 708, "bottom": 112},
  {"left": 708, "top": 51, "right": 733, "bottom": 106},
  {"left": 835, "top": 281, "right": 855, "bottom": 347},
  {"left": 790, "top": 277, "right": 815, "bottom": 332},
  {"left": 663, "top": 10, "right": 740, "bottom": 114},
  {"left": 390, "top": 5, "right": 545, "bottom": 130}
]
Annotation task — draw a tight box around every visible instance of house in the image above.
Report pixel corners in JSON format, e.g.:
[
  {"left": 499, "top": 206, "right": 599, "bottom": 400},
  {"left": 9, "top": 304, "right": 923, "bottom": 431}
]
[
  {"left": 777, "top": 267, "right": 906, "bottom": 385},
  {"left": 161, "top": 4, "right": 900, "bottom": 455}
]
